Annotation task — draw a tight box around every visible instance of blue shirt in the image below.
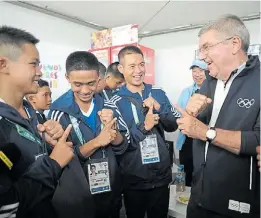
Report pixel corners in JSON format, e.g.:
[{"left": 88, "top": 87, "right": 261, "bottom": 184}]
[
  {"left": 81, "top": 99, "right": 97, "bottom": 133},
  {"left": 176, "top": 83, "right": 199, "bottom": 150}
]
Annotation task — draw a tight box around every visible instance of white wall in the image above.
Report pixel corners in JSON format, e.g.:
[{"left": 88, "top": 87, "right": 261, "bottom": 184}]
[
  {"left": 0, "top": 2, "right": 94, "bottom": 49},
  {"left": 0, "top": 2, "right": 95, "bottom": 100},
  {"left": 140, "top": 19, "right": 260, "bottom": 153}
]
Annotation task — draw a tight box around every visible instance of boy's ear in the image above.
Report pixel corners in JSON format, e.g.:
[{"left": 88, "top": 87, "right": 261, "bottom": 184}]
[
  {"left": 65, "top": 74, "right": 70, "bottom": 83},
  {"left": 27, "top": 95, "right": 35, "bottom": 103},
  {"left": 117, "top": 64, "right": 124, "bottom": 74},
  {"left": 0, "top": 57, "right": 10, "bottom": 75}
]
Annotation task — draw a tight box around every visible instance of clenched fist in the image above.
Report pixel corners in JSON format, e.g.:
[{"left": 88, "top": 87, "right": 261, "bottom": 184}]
[
  {"left": 144, "top": 104, "right": 160, "bottom": 131},
  {"left": 38, "top": 120, "right": 64, "bottom": 146},
  {"left": 143, "top": 97, "right": 161, "bottom": 111},
  {"left": 98, "top": 109, "right": 114, "bottom": 126},
  {"left": 186, "top": 93, "right": 212, "bottom": 117}
]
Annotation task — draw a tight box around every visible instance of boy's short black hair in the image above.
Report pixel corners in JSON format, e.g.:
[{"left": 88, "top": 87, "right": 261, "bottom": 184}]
[
  {"left": 66, "top": 51, "right": 100, "bottom": 75},
  {"left": 98, "top": 62, "right": 107, "bottom": 78},
  {"left": 38, "top": 79, "right": 49, "bottom": 88},
  {"left": 107, "top": 62, "right": 124, "bottom": 79},
  {"left": 118, "top": 45, "right": 143, "bottom": 63},
  {"left": 107, "top": 61, "right": 119, "bottom": 73},
  {"left": 0, "top": 26, "right": 39, "bottom": 60}
]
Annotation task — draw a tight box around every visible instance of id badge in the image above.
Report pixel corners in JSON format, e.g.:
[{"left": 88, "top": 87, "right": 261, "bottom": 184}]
[
  {"left": 87, "top": 158, "right": 111, "bottom": 195},
  {"left": 140, "top": 134, "right": 160, "bottom": 164}
]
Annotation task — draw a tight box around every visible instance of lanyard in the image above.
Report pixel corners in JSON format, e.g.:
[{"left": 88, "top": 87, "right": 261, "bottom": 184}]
[
  {"left": 69, "top": 115, "right": 85, "bottom": 145},
  {"left": 0, "top": 101, "right": 45, "bottom": 151},
  {"left": 6, "top": 119, "right": 42, "bottom": 145},
  {"left": 131, "top": 92, "right": 152, "bottom": 125},
  {"left": 131, "top": 103, "right": 140, "bottom": 125},
  {"left": 102, "top": 90, "right": 110, "bottom": 101},
  {"left": 69, "top": 115, "right": 105, "bottom": 158}
]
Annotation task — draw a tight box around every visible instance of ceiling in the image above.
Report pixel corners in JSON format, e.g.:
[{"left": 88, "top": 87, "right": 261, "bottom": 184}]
[{"left": 8, "top": 1, "right": 261, "bottom": 37}]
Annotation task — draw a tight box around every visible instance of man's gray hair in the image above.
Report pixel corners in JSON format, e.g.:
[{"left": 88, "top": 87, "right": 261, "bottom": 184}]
[{"left": 198, "top": 14, "right": 250, "bottom": 53}]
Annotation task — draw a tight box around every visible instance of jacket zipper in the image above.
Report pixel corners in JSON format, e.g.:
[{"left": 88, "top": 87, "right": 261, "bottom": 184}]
[
  {"left": 199, "top": 159, "right": 206, "bottom": 207},
  {"left": 249, "top": 156, "right": 253, "bottom": 190}
]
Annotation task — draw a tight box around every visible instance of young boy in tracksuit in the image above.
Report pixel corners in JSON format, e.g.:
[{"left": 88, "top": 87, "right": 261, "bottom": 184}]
[
  {"left": 110, "top": 45, "right": 180, "bottom": 218},
  {"left": 96, "top": 61, "right": 125, "bottom": 101},
  {"left": 26, "top": 79, "right": 52, "bottom": 124},
  {"left": 0, "top": 26, "right": 74, "bottom": 218},
  {"left": 49, "top": 51, "right": 129, "bottom": 218}
]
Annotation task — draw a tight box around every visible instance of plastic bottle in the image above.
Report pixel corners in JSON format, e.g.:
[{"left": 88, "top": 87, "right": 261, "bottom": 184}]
[{"left": 176, "top": 165, "right": 186, "bottom": 192}]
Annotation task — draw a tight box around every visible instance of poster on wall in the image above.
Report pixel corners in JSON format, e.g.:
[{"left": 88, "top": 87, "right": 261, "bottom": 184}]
[
  {"left": 91, "top": 24, "right": 138, "bottom": 50},
  {"left": 111, "top": 24, "right": 138, "bottom": 47},
  {"left": 110, "top": 44, "right": 134, "bottom": 62},
  {"left": 40, "top": 63, "right": 69, "bottom": 101},
  {"left": 37, "top": 43, "right": 75, "bottom": 101},
  {"left": 111, "top": 46, "right": 121, "bottom": 62},
  {"left": 139, "top": 45, "right": 155, "bottom": 85},
  {"left": 40, "top": 64, "right": 61, "bottom": 89},
  {"left": 89, "top": 48, "right": 110, "bottom": 68},
  {"left": 91, "top": 29, "right": 112, "bottom": 49}
]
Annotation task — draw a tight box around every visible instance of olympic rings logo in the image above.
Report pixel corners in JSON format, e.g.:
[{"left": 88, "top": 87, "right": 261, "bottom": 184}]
[{"left": 237, "top": 98, "right": 255, "bottom": 109}]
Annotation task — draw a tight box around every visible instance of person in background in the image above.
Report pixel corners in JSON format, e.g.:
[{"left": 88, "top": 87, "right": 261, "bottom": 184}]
[
  {"left": 176, "top": 59, "right": 208, "bottom": 186},
  {"left": 96, "top": 62, "right": 107, "bottom": 93},
  {"left": 26, "top": 79, "right": 52, "bottom": 124},
  {"left": 106, "top": 61, "right": 125, "bottom": 92},
  {"left": 97, "top": 61, "right": 125, "bottom": 100},
  {"left": 176, "top": 14, "right": 260, "bottom": 218}
]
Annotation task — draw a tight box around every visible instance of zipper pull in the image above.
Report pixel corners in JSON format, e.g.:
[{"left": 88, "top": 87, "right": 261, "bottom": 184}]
[{"left": 102, "top": 149, "right": 105, "bottom": 158}]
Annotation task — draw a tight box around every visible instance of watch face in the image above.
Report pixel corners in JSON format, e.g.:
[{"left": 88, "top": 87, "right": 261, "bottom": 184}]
[{"left": 207, "top": 129, "right": 216, "bottom": 140}]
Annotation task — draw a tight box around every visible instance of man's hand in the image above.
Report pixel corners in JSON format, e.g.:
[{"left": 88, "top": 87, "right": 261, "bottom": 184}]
[
  {"left": 95, "top": 118, "right": 118, "bottom": 147},
  {"left": 186, "top": 93, "right": 212, "bottom": 117},
  {"left": 143, "top": 97, "right": 161, "bottom": 111},
  {"left": 98, "top": 109, "right": 114, "bottom": 126},
  {"left": 49, "top": 124, "right": 74, "bottom": 168},
  {"left": 257, "top": 146, "right": 260, "bottom": 172},
  {"left": 37, "top": 120, "right": 64, "bottom": 146},
  {"left": 176, "top": 105, "right": 208, "bottom": 141},
  {"left": 144, "top": 104, "right": 160, "bottom": 131}
]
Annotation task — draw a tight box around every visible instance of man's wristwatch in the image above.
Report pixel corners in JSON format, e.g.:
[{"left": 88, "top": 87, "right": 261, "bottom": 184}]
[{"left": 206, "top": 127, "right": 216, "bottom": 143}]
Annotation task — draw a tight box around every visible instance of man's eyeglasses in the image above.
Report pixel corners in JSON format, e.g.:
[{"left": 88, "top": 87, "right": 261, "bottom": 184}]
[{"left": 198, "top": 37, "right": 233, "bottom": 55}]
